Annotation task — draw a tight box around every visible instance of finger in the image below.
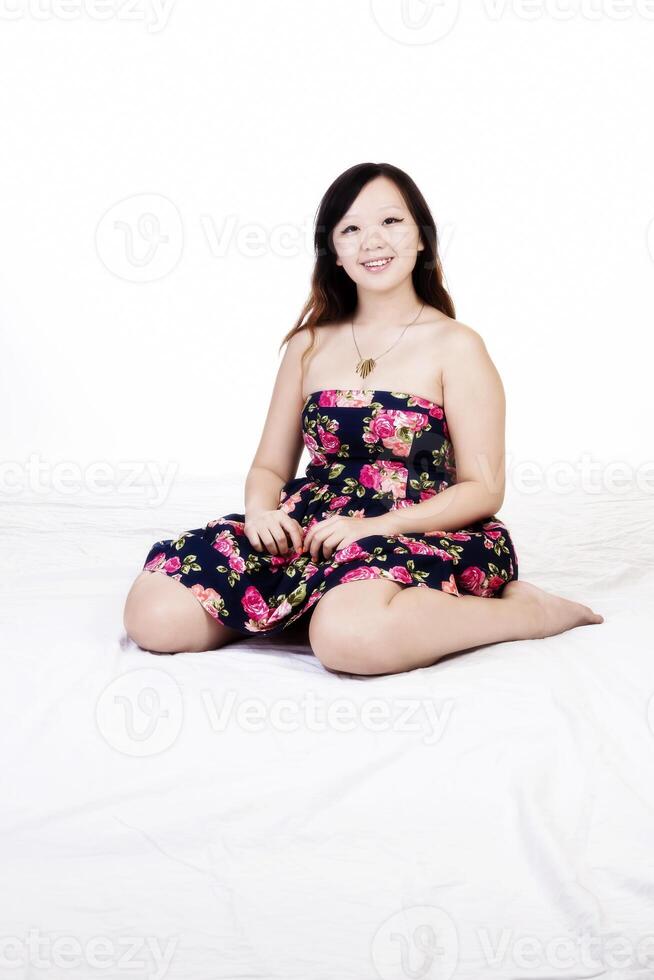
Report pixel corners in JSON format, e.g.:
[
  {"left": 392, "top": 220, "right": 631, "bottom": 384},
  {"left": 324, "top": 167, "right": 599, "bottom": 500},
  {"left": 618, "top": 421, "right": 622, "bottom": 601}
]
[
  {"left": 283, "top": 518, "right": 303, "bottom": 553},
  {"left": 270, "top": 525, "right": 289, "bottom": 554},
  {"left": 303, "top": 524, "right": 319, "bottom": 550},
  {"left": 310, "top": 531, "right": 328, "bottom": 562},
  {"left": 259, "top": 530, "right": 279, "bottom": 556},
  {"left": 322, "top": 532, "right": 347, "bottom": 560},
  {"left": 246, "top": 530, "right": 263, "bottom": 552},
  {"left": 278, "top": 514, "right": 301, "bottom": 552}
]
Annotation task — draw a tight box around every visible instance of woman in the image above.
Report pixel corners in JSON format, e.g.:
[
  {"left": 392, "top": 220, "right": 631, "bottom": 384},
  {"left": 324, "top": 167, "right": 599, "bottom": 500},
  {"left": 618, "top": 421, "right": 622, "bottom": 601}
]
[{"left": 123, "top": 162, "right": 603, "bottom": 674}]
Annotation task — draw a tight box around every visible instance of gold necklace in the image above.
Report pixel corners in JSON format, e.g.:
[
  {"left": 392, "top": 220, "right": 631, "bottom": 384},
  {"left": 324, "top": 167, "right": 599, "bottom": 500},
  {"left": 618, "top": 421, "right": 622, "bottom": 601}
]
[{"left": 351, "top": 303, "right": 425, "bottom": 380}]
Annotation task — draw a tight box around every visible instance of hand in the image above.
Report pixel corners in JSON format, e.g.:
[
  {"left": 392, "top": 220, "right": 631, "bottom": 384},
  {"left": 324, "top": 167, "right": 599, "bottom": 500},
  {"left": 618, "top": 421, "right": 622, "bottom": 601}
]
[
  {"left": 244, "top": 509, "right": 303, "bottom": 557},
  {"left": 302, "top": 514, "right": 394, "bottom": 562}
]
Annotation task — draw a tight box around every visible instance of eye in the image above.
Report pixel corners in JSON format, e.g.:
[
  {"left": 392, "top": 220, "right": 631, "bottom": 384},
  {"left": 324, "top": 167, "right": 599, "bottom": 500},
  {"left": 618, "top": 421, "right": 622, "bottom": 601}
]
[{"left": 340, "top": 216, "right": 404, "bottom": 234}]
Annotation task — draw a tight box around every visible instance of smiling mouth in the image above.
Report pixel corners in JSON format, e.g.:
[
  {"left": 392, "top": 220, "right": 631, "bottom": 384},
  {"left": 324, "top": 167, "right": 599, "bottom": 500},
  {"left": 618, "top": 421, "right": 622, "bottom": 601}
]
[{"left": 361, "top": 257, "right": 394, "bottom": 269}]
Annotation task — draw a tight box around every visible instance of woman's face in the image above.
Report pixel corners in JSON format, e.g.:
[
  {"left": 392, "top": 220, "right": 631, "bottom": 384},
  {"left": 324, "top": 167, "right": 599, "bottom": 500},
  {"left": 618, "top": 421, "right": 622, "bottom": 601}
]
[{"left": 332, "top": 175, "right": 424, "bottom": 289}]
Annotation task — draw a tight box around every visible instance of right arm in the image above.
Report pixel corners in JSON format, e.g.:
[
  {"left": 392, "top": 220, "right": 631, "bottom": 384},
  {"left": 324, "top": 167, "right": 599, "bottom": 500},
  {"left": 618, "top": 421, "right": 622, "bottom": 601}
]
[{"left": 243, "top": 328, "right": 312, "bottom": 555}]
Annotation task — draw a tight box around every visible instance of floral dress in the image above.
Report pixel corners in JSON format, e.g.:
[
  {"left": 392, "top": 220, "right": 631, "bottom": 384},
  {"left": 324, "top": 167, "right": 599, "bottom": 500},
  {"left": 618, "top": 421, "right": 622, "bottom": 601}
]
[{"left": 142, "top": 389, "right": 519, "bottom": 636}]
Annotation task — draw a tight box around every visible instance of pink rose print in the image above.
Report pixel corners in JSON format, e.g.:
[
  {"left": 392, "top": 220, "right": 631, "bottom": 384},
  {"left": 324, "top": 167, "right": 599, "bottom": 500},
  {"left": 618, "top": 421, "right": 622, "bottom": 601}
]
[
  {"left": 190, "top": 584, "right": 224, "bottom": 620},
  {"left": 269, "top": 549, "right": 303, "bottom": 568},
  {"left": 213, "top": 530, "right": 236, "bottom": 556},
  {"left": 228, "top": 554, "right": 246, "bottom": 573},
  {"left": 487, "top": 574, "right": 505, "bottom": 593},
  {"left": 407, "top": 396, "right": 444, "bottom": 420},
  {"left": 144, "top": 552, "right": 166, "bottom": 571},
  {"left": 360, "top": 461, "right": 407, "bottom": 498},
  {"left": 244, "top": 597, "right": 293, "bottom": 632},
  {"left": 241, "top": 586, "right": 270, "bottom": 622},
  {"left": 145, "top": 553, "right": 181, "bottom": 575},
  {"left": 317, "top": 424, "right": 341, "bottom": 452},
  {"left": 327, "top": 390, "right": 375, "bottom": 408},
  {"left": 388, "top": 566, "right": 412, "bottom": 584},
  {"left": 441, "top": 574, "right": 460, "bottom": 596},
  {"left": 207, "top": 518, "right": 245, "bottom": 534},
  {"left": 340, "top": 566, "right": 383, "bottom": 583},
  {"left": 279, "top": 491, "right": 302, "bottom": 514},
  {"left": 364, "top": 410, "right": 429, "bottom": 457},
  {"left": 377, "top": 461, "right": 408, "bottom": 500},
  {"left": 398, "top": 536, "right": 451, "bottom": 558},
  {"left": 333, "top": 541, "right": 371, "bottom": 564},
  {"left": 359, "top": 464, "right": 382, "bottom": 490},
  {"left": 329, "top": 495, "right": 350, "bottom": 510},
  {"left": 368, "top": 414, "right": 395, "bottom": 440},
  {"left": 457, "top": 566, "right": 486, "bottom": 594},
  {"left": 303, "top": 432, "right": 327, "bottom": 467},
  {"left": 317, "top": 390, "right": 339, "bottom": 407},
  {"left": 481, "top": 521, "right": 503, "bottom": 540}
]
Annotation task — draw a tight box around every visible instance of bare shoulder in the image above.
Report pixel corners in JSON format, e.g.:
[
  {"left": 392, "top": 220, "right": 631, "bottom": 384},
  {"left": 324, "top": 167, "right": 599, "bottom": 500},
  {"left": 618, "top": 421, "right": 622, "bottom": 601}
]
[
  {"left": 439, "top": 317, "right": 488, "bottom": 354},
  {"left": 441, "top": 318, "right": 505, "bottom": 405},
  {"left": 284, "top": 324, "right": 315, "bottom": 357}
]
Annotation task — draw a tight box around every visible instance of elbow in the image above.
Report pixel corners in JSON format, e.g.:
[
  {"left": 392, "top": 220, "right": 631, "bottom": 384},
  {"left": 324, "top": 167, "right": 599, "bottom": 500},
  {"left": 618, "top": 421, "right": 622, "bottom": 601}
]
[
  {"left": 471, "top": 480, "right": 504, "bottom": 516},
  {"left": 487, "top": 489, "right": 505, "bottom": 515}
]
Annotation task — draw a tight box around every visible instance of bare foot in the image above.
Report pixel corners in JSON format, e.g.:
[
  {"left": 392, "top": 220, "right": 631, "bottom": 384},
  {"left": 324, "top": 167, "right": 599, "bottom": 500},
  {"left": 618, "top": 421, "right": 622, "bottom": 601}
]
[{"left": 503, "top": 580, "right": 604, "bottom": 640}]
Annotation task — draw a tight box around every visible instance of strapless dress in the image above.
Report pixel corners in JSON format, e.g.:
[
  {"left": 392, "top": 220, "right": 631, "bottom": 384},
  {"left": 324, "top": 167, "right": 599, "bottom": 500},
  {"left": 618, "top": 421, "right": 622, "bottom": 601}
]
[{"left": 142, "top": 388, "right": 519, "bottom": 635}]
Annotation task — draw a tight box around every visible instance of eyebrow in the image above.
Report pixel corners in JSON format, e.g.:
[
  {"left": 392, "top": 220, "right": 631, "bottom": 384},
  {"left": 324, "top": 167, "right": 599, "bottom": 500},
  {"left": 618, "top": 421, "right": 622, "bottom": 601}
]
[{"left": 340, "top": 204, "right": 404, "bottom": 219}]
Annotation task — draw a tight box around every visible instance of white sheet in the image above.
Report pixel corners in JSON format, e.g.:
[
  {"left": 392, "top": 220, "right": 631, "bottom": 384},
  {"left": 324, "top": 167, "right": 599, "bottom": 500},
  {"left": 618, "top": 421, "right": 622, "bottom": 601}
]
[{"left": 1, "top": 478, "right": 653, "bottom": 980}]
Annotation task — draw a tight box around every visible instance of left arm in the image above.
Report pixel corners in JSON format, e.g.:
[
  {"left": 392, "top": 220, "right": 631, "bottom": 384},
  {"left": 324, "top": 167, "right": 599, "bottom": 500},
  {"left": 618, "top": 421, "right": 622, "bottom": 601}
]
[{"left": 385, "top": 325, "right": 507, "bottom": 535}]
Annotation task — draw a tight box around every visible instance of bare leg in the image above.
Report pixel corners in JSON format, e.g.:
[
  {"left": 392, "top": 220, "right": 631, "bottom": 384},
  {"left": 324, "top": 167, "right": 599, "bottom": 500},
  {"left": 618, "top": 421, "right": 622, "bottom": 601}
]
[
  {"left": 308, "top": 578, "right": 604, "bottom": 676},
  {"left": 123, "top": 570, "right": 244, "bottom": 654}
]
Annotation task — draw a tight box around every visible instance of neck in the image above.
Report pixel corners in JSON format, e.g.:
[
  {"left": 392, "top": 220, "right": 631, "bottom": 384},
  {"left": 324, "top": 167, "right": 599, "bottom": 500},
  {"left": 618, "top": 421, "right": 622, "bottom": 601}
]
[{"left": 353, "top": 282, "right": 423, "bottom": 330}]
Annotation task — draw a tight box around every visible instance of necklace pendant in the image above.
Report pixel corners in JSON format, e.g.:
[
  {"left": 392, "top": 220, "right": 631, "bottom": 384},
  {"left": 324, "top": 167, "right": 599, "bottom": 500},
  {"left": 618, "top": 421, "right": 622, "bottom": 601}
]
[{"left": 355, "top": 357, "right": 376, "bottom": 380}]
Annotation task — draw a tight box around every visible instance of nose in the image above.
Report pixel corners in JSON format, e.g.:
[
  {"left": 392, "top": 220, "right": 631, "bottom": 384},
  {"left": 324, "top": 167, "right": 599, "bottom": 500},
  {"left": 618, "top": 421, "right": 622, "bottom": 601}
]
[{"left": 361, "top": 228, "right": 387, "bottom": 251}]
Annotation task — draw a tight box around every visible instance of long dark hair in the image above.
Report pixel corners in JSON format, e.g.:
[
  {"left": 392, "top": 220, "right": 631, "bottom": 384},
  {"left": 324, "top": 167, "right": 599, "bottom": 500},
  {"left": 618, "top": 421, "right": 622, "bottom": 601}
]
[{"left": 279, "top": 161, "right": 456, "bottom": 374}]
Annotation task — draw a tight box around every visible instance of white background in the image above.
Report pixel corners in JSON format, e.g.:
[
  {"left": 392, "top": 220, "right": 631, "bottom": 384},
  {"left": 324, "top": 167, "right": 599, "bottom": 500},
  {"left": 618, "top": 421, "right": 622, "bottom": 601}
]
[{"left": 1, "top": 0, "right": 652, "bottom": 504}]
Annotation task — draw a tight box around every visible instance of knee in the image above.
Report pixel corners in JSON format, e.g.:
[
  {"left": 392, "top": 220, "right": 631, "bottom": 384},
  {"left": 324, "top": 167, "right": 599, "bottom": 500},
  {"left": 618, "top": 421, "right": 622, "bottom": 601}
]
[
  {"left": 309, "top": 616, "right": 395, "bottom": 676},
  {"left": 123, "top": 586, "right": 180, "bottom": 654}
]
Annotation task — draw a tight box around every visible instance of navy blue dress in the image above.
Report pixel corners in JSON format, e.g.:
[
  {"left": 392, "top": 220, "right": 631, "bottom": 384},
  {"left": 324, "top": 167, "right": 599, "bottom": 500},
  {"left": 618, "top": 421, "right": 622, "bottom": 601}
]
[{"left": 142, "top": 389, "right": 519, "bottom": 636}]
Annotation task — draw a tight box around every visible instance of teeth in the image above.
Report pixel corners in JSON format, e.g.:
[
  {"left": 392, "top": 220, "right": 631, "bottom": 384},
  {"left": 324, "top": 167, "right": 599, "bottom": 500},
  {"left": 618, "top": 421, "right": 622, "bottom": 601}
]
[{"left": 364, "top": 258, "right": 392, "bottom": 268}]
